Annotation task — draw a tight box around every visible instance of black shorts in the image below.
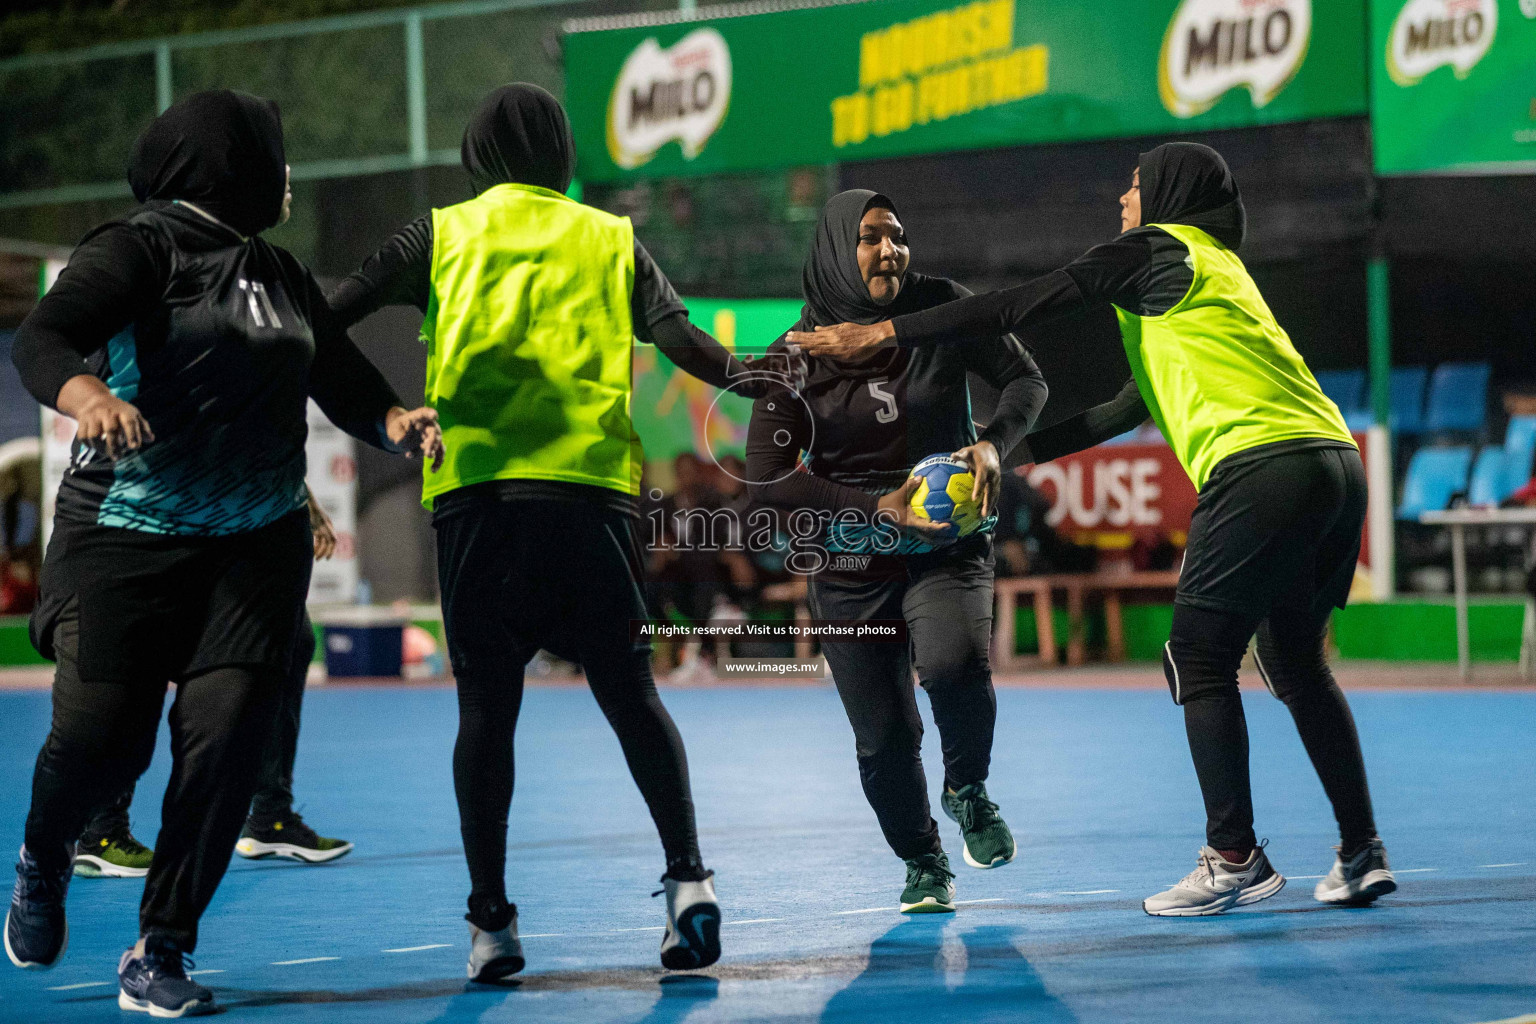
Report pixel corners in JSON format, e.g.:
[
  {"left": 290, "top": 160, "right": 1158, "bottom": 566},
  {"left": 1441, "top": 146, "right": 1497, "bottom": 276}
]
[
  {"left": 1177, "top": 441, "right": 1366, "bottom": 623},
  {"left": 30, "top": 510, "right": 313, "bottom": 683},
  {"left": 433, "top": 491, "right": 651, "bottom": 670}
]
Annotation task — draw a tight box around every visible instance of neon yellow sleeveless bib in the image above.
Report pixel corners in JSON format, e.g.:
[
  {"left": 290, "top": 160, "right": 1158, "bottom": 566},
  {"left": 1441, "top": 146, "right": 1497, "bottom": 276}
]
[
  {"left": 421, "top": 183, "right": 641, "bottom": 509},
  {"left": 1114, "top": 222, "right": 1354, "bottom": 491}
]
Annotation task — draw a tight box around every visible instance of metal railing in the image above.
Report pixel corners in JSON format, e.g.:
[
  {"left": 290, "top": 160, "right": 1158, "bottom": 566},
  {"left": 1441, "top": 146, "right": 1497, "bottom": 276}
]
[{"left": 0, "top": 0, "right": 636, "bottom": 210}]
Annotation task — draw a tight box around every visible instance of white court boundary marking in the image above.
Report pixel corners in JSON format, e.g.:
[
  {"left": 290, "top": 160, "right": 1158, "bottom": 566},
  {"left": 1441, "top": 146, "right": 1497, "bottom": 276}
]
[
  {"left": 383, "top": 944, "right": 451, "bottom": 953},
  {"left": 47, "top": 981, "right": 110, "bottom": 991},
  {"left": 1482, "top": 863, "right": 1526, "bottom": 868},
  {"left": 271, "top": 957, "right": 340, "bottom": 966}
]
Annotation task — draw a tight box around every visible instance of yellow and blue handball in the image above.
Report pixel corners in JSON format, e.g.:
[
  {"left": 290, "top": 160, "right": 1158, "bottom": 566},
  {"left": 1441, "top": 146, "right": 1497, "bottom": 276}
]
[{"left": 908, "top": 454, "right": 985, "bottom": 538}]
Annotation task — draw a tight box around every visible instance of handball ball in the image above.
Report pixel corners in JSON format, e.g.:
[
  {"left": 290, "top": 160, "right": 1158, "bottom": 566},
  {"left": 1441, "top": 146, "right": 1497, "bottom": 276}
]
[{"left": 908, "top": 454, "right": 983, "bottom": 537}]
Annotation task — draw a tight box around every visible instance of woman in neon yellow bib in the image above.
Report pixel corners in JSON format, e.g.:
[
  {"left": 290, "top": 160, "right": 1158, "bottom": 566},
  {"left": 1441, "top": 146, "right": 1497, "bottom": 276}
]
[{"left": 792, "top": 142, "right": 1395, "bottom": 918}]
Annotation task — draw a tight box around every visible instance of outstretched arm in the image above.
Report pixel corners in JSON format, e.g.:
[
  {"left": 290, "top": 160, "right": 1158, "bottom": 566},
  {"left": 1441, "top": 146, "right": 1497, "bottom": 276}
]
[
  {"left": 648, "top": 313, "right": 765, "bottom": 396},
  {"left": 306, "top": 274, "right": 443, "bottom": 468},
  {"left": 326, "top": 215, "right": 434, "bottom": 327},
  {"left": 789, "top": 234, "right": 1164, "bottom": 360},
  {"left": 1023, "top": 379, "right": 1150, "bottom": 463}
]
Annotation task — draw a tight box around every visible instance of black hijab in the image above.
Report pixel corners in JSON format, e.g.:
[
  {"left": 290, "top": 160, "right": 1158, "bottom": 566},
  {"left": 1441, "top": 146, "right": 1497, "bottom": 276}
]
[
  {"left": 1137, "top": 142, "right": 1246, "bottom": 250},
  {"left": 461, "top": 84, "right": 575, "bottom": 196},
  {"left": 128, "top": 90, "right": 286, "bottom": 238},
  {"left": 800, "top": 189, "right": 913, "bottom": 329}
]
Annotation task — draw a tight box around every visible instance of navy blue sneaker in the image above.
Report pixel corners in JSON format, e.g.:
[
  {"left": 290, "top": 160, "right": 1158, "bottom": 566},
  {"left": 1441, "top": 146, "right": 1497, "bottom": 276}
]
[
  {"left": 118, "top": 941, "right": 214, "bottom": 1018},
  {"left": 6, "top": 844, "right": 72, "bottom": 969}
]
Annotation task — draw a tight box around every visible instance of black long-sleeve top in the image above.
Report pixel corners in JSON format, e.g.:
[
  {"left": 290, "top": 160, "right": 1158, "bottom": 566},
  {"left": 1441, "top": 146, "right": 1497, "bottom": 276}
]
[
  {"left": 745, "top": 275, "right": 1048, "bottom": 540},
  {"left": 12, "top": 201, "right": 403, "bottom": 536}
]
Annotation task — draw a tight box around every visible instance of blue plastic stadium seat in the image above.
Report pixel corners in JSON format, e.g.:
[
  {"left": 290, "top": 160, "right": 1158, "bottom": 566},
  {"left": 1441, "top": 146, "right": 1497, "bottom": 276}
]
[
  {"left": 1390, "top": 366, "right": 1429, "bottom": 435},
  {"left": 1423, "top": 362, "right": 1491, "bottom": 434},
  {"left": 1314, "top": 369, "right": 1366, "bottom": 421},
  {"left": 1396, "top": 445, "right": 1473, "bottom": 521},
  {"left": 1502, "top": 416, "right": 1536, "bottom": 493},
  {"left": 1467, "top": 448, "right": 1507, "bottom": 507}
]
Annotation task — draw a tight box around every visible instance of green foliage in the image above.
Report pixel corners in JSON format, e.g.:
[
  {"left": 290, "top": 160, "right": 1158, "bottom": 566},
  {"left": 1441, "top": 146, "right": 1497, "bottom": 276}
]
[{"left": 1, "top": 0, "right": 430, "bottom": 58}]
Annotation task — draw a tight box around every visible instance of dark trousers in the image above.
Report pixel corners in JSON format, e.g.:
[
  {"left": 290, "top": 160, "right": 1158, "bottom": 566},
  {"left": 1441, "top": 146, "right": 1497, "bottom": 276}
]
[
  {"left": 24, "top": 606, "right": 284, "bottom": 951},
  {"left": 809, "top": 545, "right": 997, "bottom": 861},
  {"left": 1164, "top": 445, "right": 1378, "bottom": 854},
  {"left": 434, "top": 496, "right": 702, "bottom": 929},
  {"left": 82, "top": 617, "right": 316, "bottom": 838}
]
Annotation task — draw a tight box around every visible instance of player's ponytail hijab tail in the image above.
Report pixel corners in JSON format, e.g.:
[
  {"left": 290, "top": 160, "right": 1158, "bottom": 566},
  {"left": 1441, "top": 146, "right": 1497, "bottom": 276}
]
[
  {"left": 461, "top": 83, "right": 575, "bottom": 196},
  {"left": 1136, "top": 141, "right": 1246, "bottom": 250},
  {"left": 799, "top": 189, "right": 905, "bottom": 329},
  {"left": 128, "top": 89, "right": 287, "bottom": 237}
]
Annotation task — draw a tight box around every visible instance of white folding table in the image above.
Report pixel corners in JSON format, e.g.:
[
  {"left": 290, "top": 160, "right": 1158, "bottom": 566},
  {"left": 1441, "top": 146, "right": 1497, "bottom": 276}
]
[{"left": 1417, "top": 506, "right": 1536, "bottom": 679}]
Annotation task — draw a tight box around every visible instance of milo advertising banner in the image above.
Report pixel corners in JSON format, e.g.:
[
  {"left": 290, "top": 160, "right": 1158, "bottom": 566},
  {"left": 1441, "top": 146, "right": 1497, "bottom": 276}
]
[
  {"left": 563, "top": 0, "right": 1367, "bottom": 181},
  {"left": 1372, "top": 0, "right": 1536, "bottom": 174}
]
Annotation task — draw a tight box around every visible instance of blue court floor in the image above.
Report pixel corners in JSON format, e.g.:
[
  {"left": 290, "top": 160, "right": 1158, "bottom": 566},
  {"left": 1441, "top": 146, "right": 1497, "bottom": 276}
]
[{"left": 2, "top": 679, "right": 1534, "bottom": 1024}]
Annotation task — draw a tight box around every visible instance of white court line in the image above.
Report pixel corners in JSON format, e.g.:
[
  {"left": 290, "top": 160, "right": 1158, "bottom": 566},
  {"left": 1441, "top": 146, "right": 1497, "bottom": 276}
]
[
  {"left": 729, "top": 918, "right": 784, "bottom": 925},
  {"left": 954, "top": 898, "right": 1005, "bottom": 905},
  {"left": 835, "top": 907, "right": 894, "bottom": 916},
  {"left": 1396, "top": 868, "right": 1438, "bottom": 874},
  {"left": 608, "top": 926, "right": 666, "bottom": 933},
  {"left": 47, "top": 981, "right": 111, "bottom": 991},
  {"left": 517, "top": 933, "right": 566, "bottom": 939},
  {"left": 1059, "top": 890, "right": 1119, "bottom": 895},
  {"left": 1482, "top": 863, "right": 1527, "bottom": 869},
  {"left": 382, "top": 944, "right": 451, "bottom": 953},
  {"left": 186, "top": 970, "right": 224, "bottom": 976},
  {"left": 271, "top": 957, "right": 340, "bottom": 966},
  {"left": 1289, "top": 875, "right": 1325, "bottom": 880}
]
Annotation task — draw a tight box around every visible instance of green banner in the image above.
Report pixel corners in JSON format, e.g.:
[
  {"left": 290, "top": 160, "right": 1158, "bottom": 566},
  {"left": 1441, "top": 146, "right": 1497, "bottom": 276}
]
[
  {"left": 564, "top": 0, "right": 1366, "bottom": 182},
  {"left": 631, "top": 297, "right": 802, "bottom": 463},
  {"left": 1371, "top": 0, "right": 1536, "bottom": 174}
]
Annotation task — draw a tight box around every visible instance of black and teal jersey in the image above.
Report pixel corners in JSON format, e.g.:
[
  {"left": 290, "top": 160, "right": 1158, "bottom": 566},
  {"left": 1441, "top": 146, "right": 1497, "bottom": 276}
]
[{"left": 14, "top": 201, "right": 403, "bottom": 536}]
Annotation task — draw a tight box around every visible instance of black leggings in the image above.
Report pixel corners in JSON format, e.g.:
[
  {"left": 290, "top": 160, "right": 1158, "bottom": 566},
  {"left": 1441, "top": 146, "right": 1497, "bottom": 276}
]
[
  {"left": 1164, "top": 445, "right": 1377, "bottom": 855},
  {"left": 809, "top": 546, "right": 996, "bottom": 861},
  {"left": 82, "top": 618, "right": 316, "bottom": 838},
  {"left": 24, "top": 607, "right": 283, "bottom": 951},
  {"left": 435, "top": 495, "right": 701, "bottom": 930}
]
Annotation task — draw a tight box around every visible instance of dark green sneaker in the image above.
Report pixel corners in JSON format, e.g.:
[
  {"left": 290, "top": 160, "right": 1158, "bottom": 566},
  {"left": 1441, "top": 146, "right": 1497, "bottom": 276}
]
[
  {"left": 234, "top": 813, "right": 353, "bottom": 864},
  {"left": 941, "top": 782, "right": 1016, "bottom": 869},
  {"left": 899, "top": 851, "right": 956, "bottom": 913},
  {"left": 73, "top": 829, "right": 154, "bottom": 879}
]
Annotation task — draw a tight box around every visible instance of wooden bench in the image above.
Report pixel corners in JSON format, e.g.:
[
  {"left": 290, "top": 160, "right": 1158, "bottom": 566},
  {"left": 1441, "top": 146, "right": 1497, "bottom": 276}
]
[{"left": 992, "top": 570, "right": 1181, "bottom": 671}]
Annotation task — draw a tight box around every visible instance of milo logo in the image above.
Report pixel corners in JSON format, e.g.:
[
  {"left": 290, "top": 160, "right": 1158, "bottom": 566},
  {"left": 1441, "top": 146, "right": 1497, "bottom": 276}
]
[
  {"left": 606, "top": 28, "right": 732, "bottom": 170},
  {"left": 1159, "top": 0, "right": 1312, "bottom": 119},
  {"left": 1387, "top": 0, "right": 1498, "bottom": 86}
]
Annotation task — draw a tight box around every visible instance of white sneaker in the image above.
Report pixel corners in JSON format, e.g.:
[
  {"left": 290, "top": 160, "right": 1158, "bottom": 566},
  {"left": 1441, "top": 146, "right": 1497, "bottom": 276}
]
[
  {"left": 1144, "top": 843, "right": 1286, "bottom": 917},
  {"left": 1314, "top": 838, "right": 1396, "bottom": 905},
  {"left": 659, "top": 873, "right": 721, "bottom": 971},
  {"left": 466, "top": 911, "right": 524, "bottom": 983}
]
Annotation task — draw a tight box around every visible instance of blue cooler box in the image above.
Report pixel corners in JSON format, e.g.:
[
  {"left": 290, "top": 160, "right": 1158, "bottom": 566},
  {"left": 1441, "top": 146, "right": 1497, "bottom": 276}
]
[{"left": 319, "top": 611, "right": 408, "bottom": 678}]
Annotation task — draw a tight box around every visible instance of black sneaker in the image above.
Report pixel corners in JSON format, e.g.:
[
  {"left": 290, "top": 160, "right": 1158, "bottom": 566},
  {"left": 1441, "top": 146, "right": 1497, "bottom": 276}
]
[
  {"left": 899, "top": 851, "right": 956, "bottom": 913},
  {"left": 118, "top": 940, "right": 214, "bottom": 1018},
  {"left": 6, "top": 844, "right": 71, "bottom": 969},
  {"left": 234, "top": 812, "right": 353, "bottom": 864}
]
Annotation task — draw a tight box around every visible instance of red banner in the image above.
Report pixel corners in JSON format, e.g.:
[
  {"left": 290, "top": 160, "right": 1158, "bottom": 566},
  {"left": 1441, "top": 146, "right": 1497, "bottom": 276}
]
[{"left": 1025, "top": 442, "right": 1195, "bottom": 548}]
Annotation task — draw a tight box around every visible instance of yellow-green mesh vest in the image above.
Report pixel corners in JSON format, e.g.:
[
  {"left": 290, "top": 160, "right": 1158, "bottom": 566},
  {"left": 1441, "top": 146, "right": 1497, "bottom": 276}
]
[
  {"left": 421, "top": 183, "right": 641, "bottom": 509},
  {"left": 1114, "top": 222, "right": 1355, "bottom": 491}
]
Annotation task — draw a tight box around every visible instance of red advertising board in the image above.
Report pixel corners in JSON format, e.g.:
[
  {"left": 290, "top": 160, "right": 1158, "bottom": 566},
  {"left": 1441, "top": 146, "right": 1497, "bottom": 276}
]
[{"left": 1025, "top": 442, "right": 1195, "bottom": 548}]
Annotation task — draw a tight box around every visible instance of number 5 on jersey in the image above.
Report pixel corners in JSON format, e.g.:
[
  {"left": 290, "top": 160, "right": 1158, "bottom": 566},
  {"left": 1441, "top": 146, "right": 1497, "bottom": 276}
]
[{"left": 868, "top": 380, "right": 899, "bottom": 424}]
